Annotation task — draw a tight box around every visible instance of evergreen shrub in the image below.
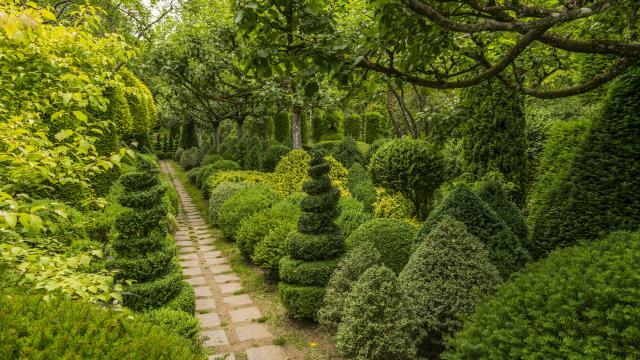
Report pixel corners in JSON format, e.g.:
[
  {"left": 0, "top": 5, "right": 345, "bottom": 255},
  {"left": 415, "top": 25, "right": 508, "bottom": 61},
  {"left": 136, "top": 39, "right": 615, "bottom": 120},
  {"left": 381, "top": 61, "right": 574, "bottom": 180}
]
[
  {"left": 218, "top": 184, "right": 279, "bottom": 240},
  {"left": 476, "top": 178, "right": 528, "bottom": 243}
]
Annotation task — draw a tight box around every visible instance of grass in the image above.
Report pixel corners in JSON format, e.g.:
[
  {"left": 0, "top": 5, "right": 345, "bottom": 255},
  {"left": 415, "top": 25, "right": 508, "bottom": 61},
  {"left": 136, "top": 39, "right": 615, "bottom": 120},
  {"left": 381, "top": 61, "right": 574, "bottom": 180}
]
[{"left": 166, "top": 161, "right": 337, "bottom": 360}]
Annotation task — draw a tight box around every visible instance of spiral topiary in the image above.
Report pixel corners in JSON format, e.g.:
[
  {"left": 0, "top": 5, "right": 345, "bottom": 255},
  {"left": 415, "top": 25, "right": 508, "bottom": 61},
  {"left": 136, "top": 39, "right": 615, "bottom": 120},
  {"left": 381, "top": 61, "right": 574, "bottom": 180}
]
[
  {"left": 279, "top": 155, "right": 345, "bottom": 320},
  {"left": 110, "top": 156, "right": 186, "bottom": 311}
]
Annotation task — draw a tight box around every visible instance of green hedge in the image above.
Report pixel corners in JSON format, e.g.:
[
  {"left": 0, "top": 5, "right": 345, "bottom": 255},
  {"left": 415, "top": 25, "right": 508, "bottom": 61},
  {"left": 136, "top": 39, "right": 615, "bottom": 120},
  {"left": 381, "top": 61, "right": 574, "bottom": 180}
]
[
  {"left": 218, "top": 184, "right": 279, "bottom": 240},
  {"left": 278, "top": 283, "right": 326, "bottom": 320},
  {"left": 444, "top": 231, "right": 640, "bottom": 360},
  {"left": 476, "top": 178, "right": 528, "bottom": 243},
  {"left": 166, "top": 282, "right": 196, "bottom": 315},
  {"left": 279, "top": 256, "right": 339, "bottom": 286},
  {"left": 0, "top": 294, "right": 202, "bottom": 359},
  {"left": 144, "top": 308, "right": 200, "bottom": 348}
]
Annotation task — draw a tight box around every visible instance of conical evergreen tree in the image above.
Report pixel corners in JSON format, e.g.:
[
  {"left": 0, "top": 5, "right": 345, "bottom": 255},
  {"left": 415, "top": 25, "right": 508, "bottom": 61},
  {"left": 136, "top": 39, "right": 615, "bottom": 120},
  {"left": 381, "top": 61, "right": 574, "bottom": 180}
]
[
  {"left": 476, "top": 178, "right": 528, "bottom": 244},
  {"left": 278, "top": 154, "right": 345, "bottom": 320}
]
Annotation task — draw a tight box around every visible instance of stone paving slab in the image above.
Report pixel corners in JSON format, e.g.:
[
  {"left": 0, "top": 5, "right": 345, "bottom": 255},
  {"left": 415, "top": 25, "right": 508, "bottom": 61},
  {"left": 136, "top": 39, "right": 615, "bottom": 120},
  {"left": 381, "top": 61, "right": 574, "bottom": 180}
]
[
  {"left": 180, "top": 260, "right": 200, "bottom": 268},
  {"left": 209, "top": 354, "right": 235, "bottom": 360},
  {"left": 202, "top": 329, "right": 229, "bottom": 347},
  {"left": 196, "top": 297, "right": 216, "bottom": 311},
  {"left": 206, "top": 257, "right": 228, "bottom": 266},
  {"left": 183, "top": 267, "right": 203, "bottom": 277},
  {"left": 178, "top": 246, "right": 197, "bottom": 254},
  {"left": 210, "top": 264, "right": 232, "bottom": 274},
  {"left": 245, "top": 345, "right": 285, "bottom": 360},
  {"left": 214, "top": 274, "right": 240, "bottom": 283},
  {"left": 197, "top": 312, "right": 221, "bottom": 327},
  {"left": 194, "top": 286, "right": 213, "bottom": 298},
  {"left": 186, "top": 276, "right": 207, "bottom": 286},
  {"left": 223, "top": 294, "right": 253, "bottom": 308},
  {"left": 229, "top": 307, "right": 262, "bottom": 323},
  {"left": 219, "top": 283, "right": 242, "bottom": 295},
  {"left": 179, "top": 253, "right": 199, "bottom": 261},
  {"left": 202, "top": 250, "right": 222, "bottom": 258},
  {"left": 235, "top": 324, "right": 272, "bottom": 342}
]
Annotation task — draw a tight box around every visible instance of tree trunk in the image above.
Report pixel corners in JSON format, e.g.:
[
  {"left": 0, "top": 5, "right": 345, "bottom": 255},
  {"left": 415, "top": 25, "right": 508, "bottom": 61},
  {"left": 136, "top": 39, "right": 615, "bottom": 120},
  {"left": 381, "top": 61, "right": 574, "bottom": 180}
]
[
  {"left": 386, "top": 89, "right": 405, "bottom": 137},
  {"left": 291, "top": 105, "right": 302, "bottom": 149}
]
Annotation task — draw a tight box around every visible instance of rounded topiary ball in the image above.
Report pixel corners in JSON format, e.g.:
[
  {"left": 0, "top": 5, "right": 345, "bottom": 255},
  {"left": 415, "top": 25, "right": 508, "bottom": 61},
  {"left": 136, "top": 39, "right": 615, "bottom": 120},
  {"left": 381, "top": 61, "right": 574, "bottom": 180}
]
[
  {"left": 218, "top": 184, "right": 279, "bottom": 240},
  {"left": 346, "top": 218, "right": 416, "bottom": 273}
]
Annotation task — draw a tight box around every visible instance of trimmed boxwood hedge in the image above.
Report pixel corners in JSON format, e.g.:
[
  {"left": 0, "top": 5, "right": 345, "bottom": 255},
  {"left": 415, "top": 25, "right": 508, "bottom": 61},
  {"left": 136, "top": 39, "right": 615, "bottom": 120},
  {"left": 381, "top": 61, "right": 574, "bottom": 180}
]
[
  {"left": 444, "top": 231, "right": 640, "bottom": 360},
  {"left": 0, "top": 294, "right": 202, "bottom": 359},
  {"left": 279, "top": 257, "right": 339, "bottom": 286},
  {"left": 278, "top": 283, "right": 326, "bottom": 320},
  {"left": 217, "top": 184, "right": 279, "bottom": 240}
]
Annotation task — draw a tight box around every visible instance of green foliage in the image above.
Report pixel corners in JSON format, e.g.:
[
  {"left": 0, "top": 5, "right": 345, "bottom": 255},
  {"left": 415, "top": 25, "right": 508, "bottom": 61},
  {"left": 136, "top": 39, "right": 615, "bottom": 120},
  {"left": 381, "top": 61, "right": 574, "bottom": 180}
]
[
  {"left": 0, "top": 293, "right": 202, "bottom": 359},
  {"left": 166, "top": 281, "right": 196, "bottom": 315},
  {"left": 280, "top": 155, "right": 344, "bottom": 320},
  {"left": 208, "top": 181, "right": 250, "bottom": 225},
  {"left": 458, "top": 80, "right": 528, "bottom": 202},
  {"left": 144, "top": 308, "right": 200, "bottom": 348},
  {"left": 330, "top": 137, "right": 364, "bottom": 168},
  {"left": 252, "top": 222, "right": 297, "bottom": 274},
  {"left": 274, "top": 112, "right": 291, "bottom": 144},
  {"left": 419, "top": 185, "right": 529, "bottom": 277},
  {"left": 336, "top": 266, "right": 418, "bottom": 360},
  {"left": 279, "top": 256, "right": 339, "bottom": 286},
  {"left": 343, "top": 113, "right": 361, "bottom": 139},
  {"left": 364, "top": 112, "right": 384, "bottom": 144},
  {"left": 262, "top": 143, "right": 291, "bottom": 172},
  {"left": 476, "top": 178, "right": 528, "bottom": 243},
  {"left": 336, "top": 209, "right": 372, "bottom": 238},
  {"left": 180, "top": 147, "right": 200, "bottom": 170},
  {"left": 120, "top": 67, "right": 151, "bottom": 141},
  {"left": 372, "top": 188, "right": 416, "bottom": 220},
  {"left": 196, "top": 160, "right": 241, "bottom": 189},
  {"left": 323, "top": 110, "right": 342, "bottom": 139},
  {"left": 444, "top": 231, "right": 640, "bottom": 360},
  {"left": 318, "top": 241, "right": 381, "bottom": 333},
  {"left": 529, "top": 65, "right": 640, "bottom": 259},
  {"left": 202, "top": 154, "right": 224, "bottom": 166},
  {"left": 218, "top": 184, "right": 280, "bottom": 240},
  {"left": 203, "top": 170, "right": 270, "bottom": 199},
  {"left": 175, "top": 148, "right": 185, "bottom": 162},
  {"left": 180, "top": 121, "right": 197, "bottom": 149},
  {"left": 312, "top": 114, "right": 325, "bottom": 143},
  {"left": 346, "top": 218, "right": 416, "bottom": 274},
  {"left": 271, "top": 149, "right": 311, "bottom": 195},
  {"left": 107, "top": 84, "right": 133, "bottom": 137},
  {"left": 369, "top": 137, "right": 445, "bottom": 219},
  {"left": 400, "top": 217, "right": 501, "bottom": 356},
  {"left": 240, "top": 134, "right": 264, "bottom": 170},
  {"left": 346, "top": 164, "right": 376, "bottom": 212}
]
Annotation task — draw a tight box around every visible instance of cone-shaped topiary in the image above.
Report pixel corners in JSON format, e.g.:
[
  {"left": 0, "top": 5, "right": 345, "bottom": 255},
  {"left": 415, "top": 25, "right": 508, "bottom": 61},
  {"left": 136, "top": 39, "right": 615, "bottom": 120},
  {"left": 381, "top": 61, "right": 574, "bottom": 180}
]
[
  {"left": 418, "top": 185, "right": 529, "bottom": 277},
  {"left": 401, "top": 216, "right": 501, "bottom": 357},
  {"left": 274, "top": 112, "right": 291, "bottom": 144},
  {"left": 476, "top": 178, "right": 528, "bottom": 244},
  {"left": 336, "top": 265, "right": 418, "bottom": 360},
  {"left": 364, "top": 112, "right": 384, "bottom": 144},
  {"left": 279, "top": 155, "right": 345, "bottom": 320},
  {"left": 110, "top": 156, "right": 184, "bottom": 311},
  {"left": 528, "top": 65, "right": 640, "bottom": 259},
  {"left": 318, "top": 241, "right": 381, "bottom": 332},
  {"left": 343, "top": 114, "right": 361, "bottom": 139}
]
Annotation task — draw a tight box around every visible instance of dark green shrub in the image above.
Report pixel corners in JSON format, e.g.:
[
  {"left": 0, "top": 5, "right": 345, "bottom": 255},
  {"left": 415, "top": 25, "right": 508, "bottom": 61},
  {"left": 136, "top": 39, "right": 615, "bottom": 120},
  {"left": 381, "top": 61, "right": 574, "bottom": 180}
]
[
  {"left": 364, "top": 138, "right": 389, "bottom": 164},
  {"left": 312, "top": 114, "right": 325, "bottom": 143},
  {"left": 166, "top": 281, "right": 196, "bottom": 315},
  {"left": 330, "top": 137, "right": 364, "bottom": 168},
  {"left": 279, "top": 155, "right": 345, "bottom": 320},
  {"left": 318, "top": 241, "right": 381, "bottom": 332},
  {"left": 144, "top": 308, "right": 200, "bottom": 347},
  {"left": 219, "top": 136, "right": 240, "bottom": 162},
  {"left": 476, "top": 178, "right": 528, "bottom": 243},
  {"left": 323, "top": 110, "right": 342, "bottom": 139},
  {"left": 197, "top": 160, "right": 241, "bottom": 190},
  {"left": 252, "top": 221, "right": 297, "bottom": 274},
  {"left": 279, "top": 257, "right": 339, "bottom": 286},
  {"left": 110, "top": 157, "right": 180, "bottom": 311},
  {"left": 208, "top": 182, "right": 250, "bottom": 225},
  {"left": 369, "top": 137, "right": 446, "bottom": 219},
  {"left": 262, "top": 144, "right": 291, "bottom": 172},
  {"left": 343, "top": 113, "right": 361, "bottom": 139},
  {"left": 174, "top": 147, "right": 184, "bottom": 162},
  {"left": 336, "top": 210, "right": 372, "bottom": 238},
  {"left": 0, "top": 294, "right": 202, "bottom": 359},
  {"left": 400, "top": 217, "right": 501, "bottom": 357},
  {"left": 319, "top": 132, "right": 342, "bottom": 141},
  {"left": 218, "top": 184, "right": 280, "bottom": 240},
  {"left": 346, "top": 164, "right": 376, "bottom": 212},
  {"left": 364, "top": 112, "right": 384, "bottom": 144},
  {"left": 346, "top": 218, "right": 416, "bottom": 274},
  {"left": 179, "top": 147, "right": 200, "bottom": 170},
  {"left": 274, "top": 112, "right": 291, "bottom": 144},
  {"left": 187, "top": 167, "right": 201, "bottom": 185},
  {"left": 240, "top": 134, "right": 264, "bottom": 170},
  {"left": 418, "top": 185, "right": 529, "bottom": 277},
  {"left": 202, "top": 154, "right": 224, "bottom": 166},
  {"left": 336, "top": 266, "right": 418, "bottom": 360},
  {"left": 444, "top": 231, "right": 640, "bottom": 360},
  {"left": 180, "top": 121, "right": 197, "bottom": 149},
  {"left": 458, "top": 80, "right": 528, "bottom": 202},
  {"left": 526, "top": 118, "right": 590, "bottom": 225},
  {"left": 528, "top": 65, "right": 640, "bottom": 259}
]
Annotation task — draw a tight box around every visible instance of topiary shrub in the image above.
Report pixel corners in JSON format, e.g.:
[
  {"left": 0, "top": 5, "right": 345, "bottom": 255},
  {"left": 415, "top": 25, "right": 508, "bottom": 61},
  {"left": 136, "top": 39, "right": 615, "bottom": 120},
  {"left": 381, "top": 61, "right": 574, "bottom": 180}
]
[
  {"left": 218, "top": 184, "right": 280, "bottom": 240},
  {"left": 0, "top": 294, "right": 202, "bottom": 359},
  {"left": 336, "top": 265, "right": 418, "bottom": 360},
  {"left": 240, "top": 134, "right": 264, "bottom": 170},
  {"left": 528, "top": 66, "right": 640, "bottom": 259},
  {"left": 330, "top": 137, "right": 364, "bottom": 168},
  {"left": 343, "top": 113, "right": 361, "bottom": 140},
  {"left": 364, "top": 112, "right": 384, "bottom": 144},
  {"left": 526, "top": 118, "right": 590, "bottom": 227},
  {"left": 271, "top": 149, "right": 311, "bottom": 195},
  {"left": 369, "top": 137, "right": 445, "bottom": 220},
  {"left": 418, "top": 185, "right": 529, "bottom": 277},
  {"left": 208, "top": 181, "right": 251, "bottom": 225},
  {"left": 346, "top": 218, "right": 416, "bottom": 274},
  {"left": 202, "top": 154, "right": 224, "bottom": 166},
  {"left": 323, "top": 110, "right": 342, "bottom": 140},
  {"left": 144, "top": 308, "right": 200, "bottom": 348},
  {"left": 346, "top": 164, "right": 376, "bottom": 212},
  {"left": 179, "top": 147, "right": 200, "bottom": 170},
  {"left": 197, "top": 160, "right": 241, "bottom": 190},
  {"left": 279, "top": 155, "right": 345, "bottom": 320},
  {"left": 372, "top": 187, "right": 415, "bottom": 220},
  {"left": 318, "top": 241, "right": 381, "bottom": 332},
  {"left": 166, "top": 281, "right": 196, "bottom": 314},
  {"left": 400, "top": 216, "right": 501, "bottom": 357},
  {"left": 336, "top": 210, "right": 372, "bottom": 239},
  {"left": 180, "top": 121, "right": 197, "bottom": 150},
  {"left": 262, "top": 143, "right": 291, "bottom": 172},
  {"left": 458, "top": 79, "right": 528, "bottom": 203},
  {"left": 443, "top": 231, "right": 640, "bottom": 360},
  {"left": 274, "top": 112, "right": 291, "bottom": 144},
  {"left": 203, "top": 170, "right": 270, "bottom": 199},
  {"left": 312, "top": 114, "right": 325, "bottom": 143},
  {"left": 110, "top": 156, "right": 183, "bottom": 311},
  {"left": 187, "top": 167, "right": 201, "bottom": 185},
  {"left": 174, "top": 147, "right": 184, "bottom": 162},
  {"left": 476, "top": 178, "right": 528, "bottom": 243},
  {"left": 252, "top": 221, "right": 297, "bottom": 275}
]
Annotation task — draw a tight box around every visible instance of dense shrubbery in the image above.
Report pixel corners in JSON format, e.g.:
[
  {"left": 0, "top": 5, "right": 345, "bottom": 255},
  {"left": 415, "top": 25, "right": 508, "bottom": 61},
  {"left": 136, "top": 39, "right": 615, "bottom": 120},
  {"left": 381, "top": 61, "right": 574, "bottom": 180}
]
[
  {"left": 218, "top": 184, "right": 280, "bottom": 240},
  {"left": 271, "top": 149, "right": 311, "bottom": 195},
  {"left": 208, "top": 182, "right": 251, "bottom": 225},
  {"left": 444, "top": 231, "right": 640, "bottom": 359},
  {"left": 401, "top": 217, "right": 500, "bottom": 356},
  {"left": 372, "top": 187, "right": 416, "bottom": 220},
  {"left": 346, "top": 218, "right": 416, "bottom": 273},
  {"left": 274, "top": 112, "right": 291, "bottom": 143},
  {"left": 279, "top": 156, "right": 344, "bottom": 320},
  {"left": 369, "top": 137, "right": 445, "bottom": 219},
  {"left": 336, "top": 266, "right": 418, "bottom": 360},
  {"left": 528, "top": 66, "right": 640, "bottom": 259},
  {"left": 179, "top": 147, "right": 200, "bottom": 170},
  {"left": 0, "top": 294, "right": 202, "bottom": 359},
  {"left": 203, "top": 170, "right": 270, "bottom": 198},
  {"left": 196, "top": 160, "right": 240, "bottom": 189},
  {"left": 144, "top": 308, "right": 200, "bottom": 348},
  {"left": 364, "top": 112, "right": 384, "bottom": 143},
  {"left": 476, "top": 178, "right": 528, "bottom": 243},
  {"left": 419, "top": 185, "right": 529, "bottom": 277},
  {"left": 343, "top": 114, "right": 361, "bottom": 139},
  {"left": 329, "top": 137, "right": 364, "bottom": 168},
  {"left": 318, "top": 241, "right": 381, "bottom": 332},
  {"left": 263, "top": 144, "right": 291, "bottom": 172},
  {"left": 346, "top": 164, "right": 376, "bottom": 212}
]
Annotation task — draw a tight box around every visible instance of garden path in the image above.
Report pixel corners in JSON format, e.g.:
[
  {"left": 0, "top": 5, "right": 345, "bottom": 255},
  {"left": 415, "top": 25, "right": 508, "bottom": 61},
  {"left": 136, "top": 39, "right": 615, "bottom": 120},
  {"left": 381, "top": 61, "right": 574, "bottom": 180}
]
[{"left": 161, "top": 161, "right": 286, "bottom": 360}]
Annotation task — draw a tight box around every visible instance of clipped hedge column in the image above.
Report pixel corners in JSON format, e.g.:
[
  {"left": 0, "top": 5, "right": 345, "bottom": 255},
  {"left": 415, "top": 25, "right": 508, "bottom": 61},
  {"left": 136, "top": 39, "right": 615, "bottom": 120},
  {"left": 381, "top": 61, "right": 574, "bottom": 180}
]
[
  {"left": 111, "top": 156, "right": 182, "bottom": 311},
  {"left": 274, "top": 112, "right": 291, "bottom": 144},
  {"left": 279, "top": 155, "right": 345, "bottom": 320},
  {"left": 343, "top": 113, "right": 361, "bottom": 140},
  {"left": 364, "top": 111, "right": 383, "bottom": 144}
]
